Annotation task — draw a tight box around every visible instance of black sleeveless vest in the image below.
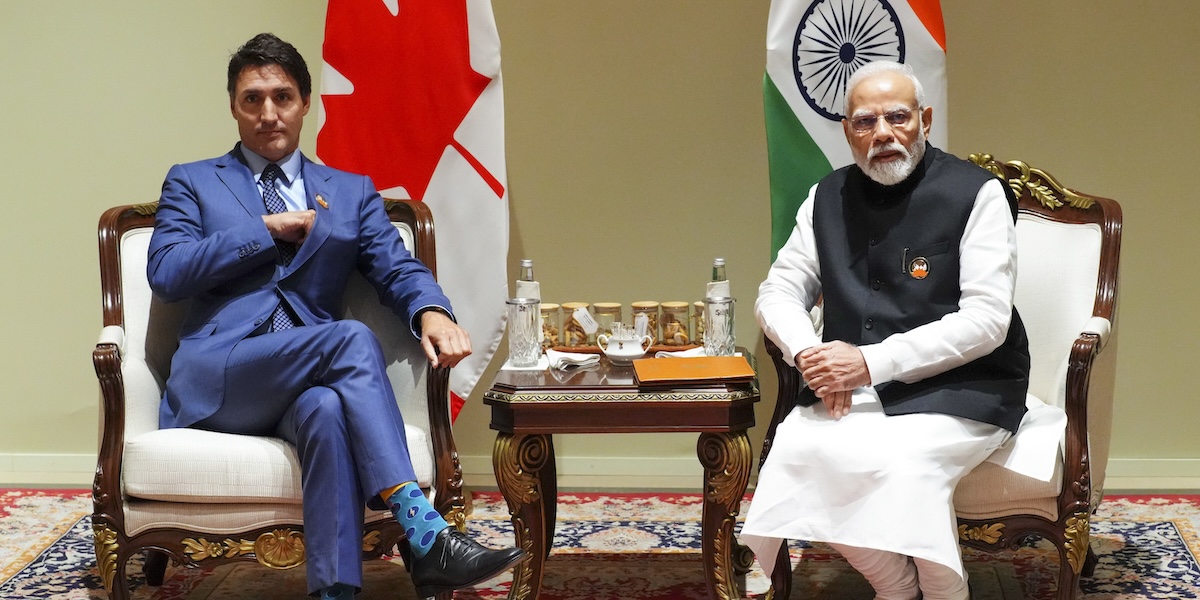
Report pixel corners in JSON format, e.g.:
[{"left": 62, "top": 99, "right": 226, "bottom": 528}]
[{"left": 805, "top": 145, "right": 1029, "bottom": 432}]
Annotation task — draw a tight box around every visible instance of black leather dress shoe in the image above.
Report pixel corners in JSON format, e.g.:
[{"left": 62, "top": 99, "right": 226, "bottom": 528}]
[{"left": 409, "top": 528, "right": 528, "bottom": 598}]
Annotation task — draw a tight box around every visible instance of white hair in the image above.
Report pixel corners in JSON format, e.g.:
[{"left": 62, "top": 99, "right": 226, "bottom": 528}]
[{"left": 842, "top": 61, "right": 925, "bottom": 116}]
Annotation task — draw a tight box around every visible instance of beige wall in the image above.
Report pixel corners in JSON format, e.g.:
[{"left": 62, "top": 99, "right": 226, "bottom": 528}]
[{"left": 1, "top": 1, "right": 1194, "bottom": 488}]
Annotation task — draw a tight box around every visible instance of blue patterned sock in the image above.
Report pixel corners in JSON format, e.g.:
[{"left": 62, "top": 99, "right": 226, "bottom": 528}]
[
  {"left": 321, "top": 582, "right": 354, "bottom": 599},
  {"left": 387, "top": 482, "right": 449, "bottom": 558}
]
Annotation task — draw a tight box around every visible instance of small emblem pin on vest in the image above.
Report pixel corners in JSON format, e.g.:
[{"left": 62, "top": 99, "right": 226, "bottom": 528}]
[{"left": 909, "top": 257, "right": 930, "bottom": 279}]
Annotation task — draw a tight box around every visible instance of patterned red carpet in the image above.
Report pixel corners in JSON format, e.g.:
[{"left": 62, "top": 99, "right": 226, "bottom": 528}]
[{"left": 2, "top": 489, "right": 1198, "bottom": 599}]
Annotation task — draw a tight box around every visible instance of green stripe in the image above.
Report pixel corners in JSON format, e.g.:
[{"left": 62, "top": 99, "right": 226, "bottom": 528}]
[{"left": 763, "top": 72, "right": 833, "bottom": 262}]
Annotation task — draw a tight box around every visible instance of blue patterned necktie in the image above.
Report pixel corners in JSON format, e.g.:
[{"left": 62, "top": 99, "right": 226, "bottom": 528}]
[
  {"left": 260, "top": 164, "right": 297, "bottom": 264},
  {"left": 260, "top": 163, "right": 298, "bottom": 332}
]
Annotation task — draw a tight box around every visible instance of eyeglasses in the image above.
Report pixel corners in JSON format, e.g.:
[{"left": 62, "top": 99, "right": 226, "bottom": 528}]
[{"left": 849, "top": 108, "right": 915, "bottom": 133}]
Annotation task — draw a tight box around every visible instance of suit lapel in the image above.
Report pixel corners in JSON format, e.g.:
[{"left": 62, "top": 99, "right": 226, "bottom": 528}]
[
  {"left": 214, "top": 147, "right": 268, "bottom": 218},
  {"left": 286, "top": 155, "right": 336, "bottom": 270}
]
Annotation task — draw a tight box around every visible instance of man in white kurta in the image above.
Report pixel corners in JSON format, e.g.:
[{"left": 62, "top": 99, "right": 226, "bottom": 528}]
[{"left": 742, "top": 62, "right": 1048, "bottom": 600}]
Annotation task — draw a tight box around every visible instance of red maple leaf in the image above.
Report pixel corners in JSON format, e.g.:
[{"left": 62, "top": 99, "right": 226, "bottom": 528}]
[{"left": 318, "top": 0, "right": 501, "bottom": 200}]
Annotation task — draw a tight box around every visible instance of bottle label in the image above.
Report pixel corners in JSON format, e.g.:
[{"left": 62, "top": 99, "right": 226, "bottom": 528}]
[
  {"left": 634, "top": 313, "right": 649, "bottom": 338},
  {"left": 515, "top": 280, "right": 540, "bottom": 301},
  {"left": 573, "top": 307, "right": 599, "bottom": 335},
  {"left": 706, "top": 280, "right": 731, "bottom": 299}
]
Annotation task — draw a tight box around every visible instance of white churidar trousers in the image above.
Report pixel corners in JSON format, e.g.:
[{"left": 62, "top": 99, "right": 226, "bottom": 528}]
[{"left": 740, "top": 391, "right": 1010, "bottom": 591}]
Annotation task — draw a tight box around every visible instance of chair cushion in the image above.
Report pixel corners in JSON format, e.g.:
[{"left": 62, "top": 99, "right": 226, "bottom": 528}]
[
  {"left": 954, "top": 457, "right": 1062, "bottom": 522},
  {"left": 123, "top": 425, "right": 433, "bottom": 503},
  {"left": 121, "top": 498, "right": 393, "bottom": 537}
]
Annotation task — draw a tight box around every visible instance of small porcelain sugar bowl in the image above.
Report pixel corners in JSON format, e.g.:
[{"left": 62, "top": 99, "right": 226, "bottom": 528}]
[{"left": 596, "top": 327, "right": 653, "bottom": 365}]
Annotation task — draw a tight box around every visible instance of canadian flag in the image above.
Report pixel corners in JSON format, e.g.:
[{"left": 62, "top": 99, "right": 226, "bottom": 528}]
[{"left": 317, "top": 0, "right": 509, "bottom": 420}]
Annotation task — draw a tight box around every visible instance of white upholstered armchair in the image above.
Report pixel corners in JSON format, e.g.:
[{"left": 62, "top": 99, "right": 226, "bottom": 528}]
[
  {"left": 760, "top": 154, "right": 1122, "bottom": 600},
  {"left": 92, "top": 199, "right": 464, "bottom": 600}
]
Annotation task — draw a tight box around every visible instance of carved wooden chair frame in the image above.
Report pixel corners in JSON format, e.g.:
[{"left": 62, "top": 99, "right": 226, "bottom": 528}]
[
  {"left": 92, "top": 199, "right": 465, "bottom": 600},
  {"left": 759, "top": 154, "right": 1122, "bottom": 600}
]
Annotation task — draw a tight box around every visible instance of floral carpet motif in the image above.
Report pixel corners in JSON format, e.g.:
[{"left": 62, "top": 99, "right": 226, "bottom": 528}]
[{"left": 1, "top": 490, "right": 1197, "bottom": 599}]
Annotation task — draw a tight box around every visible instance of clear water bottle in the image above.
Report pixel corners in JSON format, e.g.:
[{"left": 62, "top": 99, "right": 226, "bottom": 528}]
[
  {"left": 707, "top": 258, "right": 730, "bottom": 300},
  {"left": 704, "top": 258, "right": 734, "bottom": 356}
]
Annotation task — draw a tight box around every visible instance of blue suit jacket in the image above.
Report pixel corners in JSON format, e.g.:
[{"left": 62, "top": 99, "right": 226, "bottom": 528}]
[{"left": 148, "top": 145, "right": 453, "bottom": 429}]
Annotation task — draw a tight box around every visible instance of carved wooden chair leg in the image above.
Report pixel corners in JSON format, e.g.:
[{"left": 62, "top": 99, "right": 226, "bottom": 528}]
[
  {"left": 1056, "top": 548, "right": 1082, "bottom": 600},
  {"left": 770, "top": 542, "right": 792, "bottom": 599},
  {"left": 1082, "top": 544, "right": 1099, "bottom": 577},
  {"left": 142, "top": 550, "right": 170, "bottom": 586},
  {"left": 108, "top": 554, "right": 133, "bottom": 600}
]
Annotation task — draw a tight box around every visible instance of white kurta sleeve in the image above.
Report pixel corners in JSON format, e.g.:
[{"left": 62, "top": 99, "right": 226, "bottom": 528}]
[
  {"left": 857, "top": 178, "right": 1018, "bottom": 386},
  {"left": 755, "top": 185, "right": 823, "bottom": 368}
]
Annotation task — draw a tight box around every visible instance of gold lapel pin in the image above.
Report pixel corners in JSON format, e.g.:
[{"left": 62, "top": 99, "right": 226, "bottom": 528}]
[{"left": 316, "top": 194, "right": 329, "bottom": 209}]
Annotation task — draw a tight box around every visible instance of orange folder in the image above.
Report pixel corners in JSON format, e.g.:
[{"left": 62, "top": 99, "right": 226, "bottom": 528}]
[{"left": 632, "top": 355, "right": 755, "bottom": 387}]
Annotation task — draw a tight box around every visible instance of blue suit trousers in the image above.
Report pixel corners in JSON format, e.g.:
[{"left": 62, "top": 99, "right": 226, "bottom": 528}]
[{"left": 194, "top": 320, "right": 418, "bottom": 593}]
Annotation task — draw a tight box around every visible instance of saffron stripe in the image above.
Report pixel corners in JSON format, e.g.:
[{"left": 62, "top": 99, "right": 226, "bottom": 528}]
[{"left": 907, "top": 0, "right": 947, "bottom": 52}]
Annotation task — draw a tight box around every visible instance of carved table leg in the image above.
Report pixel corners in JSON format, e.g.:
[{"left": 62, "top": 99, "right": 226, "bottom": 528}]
[
  {"left": 494, "top": 433, "right": 554, "bottom": 600},
  {"left": 698, "top": 431, "right": 752, "bottom": 600}
]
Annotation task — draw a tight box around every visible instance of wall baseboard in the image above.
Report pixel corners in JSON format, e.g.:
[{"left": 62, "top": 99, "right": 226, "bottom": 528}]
[
  {"left": 5, "top": 454, "right": 1200, "bottom": 493},
  {"left": 1104, "top": 458, "right": 1200, "bottom": 492},
  {"left": 0, "top": 453, "right": 95, "bottom": 486}
]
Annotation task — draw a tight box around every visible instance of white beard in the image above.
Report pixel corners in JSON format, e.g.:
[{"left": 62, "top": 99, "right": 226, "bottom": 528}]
[{"left": 855, "top": 127, "right": 927, "bottom": 186}]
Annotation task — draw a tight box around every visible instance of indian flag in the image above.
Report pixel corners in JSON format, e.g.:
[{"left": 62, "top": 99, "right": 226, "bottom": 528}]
[{"left": 765, "top": 0, "right": 948, "bottom": 260}]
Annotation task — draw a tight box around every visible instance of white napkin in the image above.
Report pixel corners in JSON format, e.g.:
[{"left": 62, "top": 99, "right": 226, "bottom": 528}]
[
  {"left": 545, "top": 349, "right": 600, "bottom": 370},
  {"left": 653, "top": 347, "right": 742, "bottom": 358}
]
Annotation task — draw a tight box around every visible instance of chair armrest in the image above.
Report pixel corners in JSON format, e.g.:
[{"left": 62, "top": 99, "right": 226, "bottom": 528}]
[
  {"left": 1058, "top": 326, "right": 1112, "bottom": 516},
  {"left": 424, "top": 364, "right": 465, "bottom": 524},
  {"left": 97, "top": 325, "right": 126, "bottom": 354},
  {"left": 1081, "top": 316, "right": 1111, "bottom": 350},
  {"left": 93, "top": 328, "right": 129, "bottom": 525},
  {"left": 761, "top": 337, "right": 802, "bottom": 470}
]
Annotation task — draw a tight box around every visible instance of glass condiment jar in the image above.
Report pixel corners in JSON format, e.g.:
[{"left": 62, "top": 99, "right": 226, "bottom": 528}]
[
  {"left": 591, "top": 302, "right": 622, "bottom": 338},
  {"left": 692, "top": 300, "right": 706, "bottom": 345},
  {"left": 630, "top": 301, "right": 660, "bottom": 345},
  {"left": 660, "top": 301, "right": 691, "bottom": 346},
  {"left": 539, "top": 303, "right": 561, "bottom": 350},
  {"left": 560, "top": 302, "right": 592, "bottom": 347}
]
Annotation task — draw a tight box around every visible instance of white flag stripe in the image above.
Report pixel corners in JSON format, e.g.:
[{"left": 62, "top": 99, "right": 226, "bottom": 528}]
[
  {"left": 466, "top": 0, "right": 502, "bottom": 75},
  {"left": 428, "top": 2, "right": 508, "bottom": 405}
]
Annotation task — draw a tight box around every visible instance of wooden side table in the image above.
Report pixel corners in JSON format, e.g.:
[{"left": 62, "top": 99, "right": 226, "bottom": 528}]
[{"left": 484, "top": 357, "right": 759, "bottom": 600}]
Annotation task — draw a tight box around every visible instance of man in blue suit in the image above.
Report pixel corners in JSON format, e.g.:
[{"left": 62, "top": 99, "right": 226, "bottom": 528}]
[{"left": 148, "top": 33, "right": 525, "bottom": 600}]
